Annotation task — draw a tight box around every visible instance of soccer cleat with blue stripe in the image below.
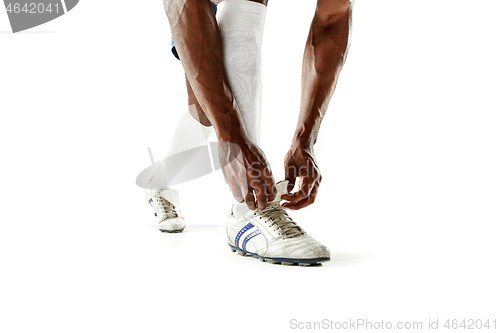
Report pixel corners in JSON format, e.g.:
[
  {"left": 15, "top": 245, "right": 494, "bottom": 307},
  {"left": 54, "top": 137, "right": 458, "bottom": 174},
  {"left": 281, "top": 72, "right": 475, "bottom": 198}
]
[
  {"left": 227, "top": 181, "right": 330, "bottom": 266},
  {"left": 145, "top": 188, "right": 186, "bottom": 233}
]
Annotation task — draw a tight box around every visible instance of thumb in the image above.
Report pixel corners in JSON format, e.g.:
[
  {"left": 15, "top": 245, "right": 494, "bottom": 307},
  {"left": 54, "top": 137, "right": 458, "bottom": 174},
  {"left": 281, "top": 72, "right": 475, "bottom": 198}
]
[{"left": 284, "top": 165, "right": 297, "bottom": 194}]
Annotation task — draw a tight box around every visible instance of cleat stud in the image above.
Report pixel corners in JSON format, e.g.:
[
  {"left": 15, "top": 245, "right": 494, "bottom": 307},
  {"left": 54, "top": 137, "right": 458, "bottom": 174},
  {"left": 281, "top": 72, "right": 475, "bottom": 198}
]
[
  {"left": 237, "top": 251, "right": 246, "bottom": 256},
  {"left": 282, "top": 262, "right": 294, "bottom": 266}
]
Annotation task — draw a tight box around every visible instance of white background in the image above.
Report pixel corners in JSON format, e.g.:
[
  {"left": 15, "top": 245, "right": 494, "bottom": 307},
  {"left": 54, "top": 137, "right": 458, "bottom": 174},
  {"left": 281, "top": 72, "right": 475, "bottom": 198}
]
[{"left": 1, "top": 1, "right": 499, "bottom": 332}]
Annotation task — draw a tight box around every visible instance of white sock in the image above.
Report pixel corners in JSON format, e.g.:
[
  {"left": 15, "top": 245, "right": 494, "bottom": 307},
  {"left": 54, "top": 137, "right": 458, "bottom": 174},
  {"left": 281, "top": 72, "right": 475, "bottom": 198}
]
[
  {"left": 216, "top": 0, "right": 267, "bottom": 146},
  {"left": 216, "top": 0, "right": 267, "bottom": 215},
  {"left": 165, "top": 107, "right": 214, "bottom": 158},
  {"left": 146, "top": 107, "right": 215, "bottom": 189},
  {"left": 232, "top": 200, "right": 252, "bottom": 219}
]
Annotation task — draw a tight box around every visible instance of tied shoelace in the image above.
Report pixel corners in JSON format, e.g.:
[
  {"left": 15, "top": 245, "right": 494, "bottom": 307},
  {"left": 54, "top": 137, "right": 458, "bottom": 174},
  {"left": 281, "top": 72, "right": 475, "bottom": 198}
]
[
  {"left": 155, "top": 192, "right": 179, "bottom": 219},
  {"left": 256, "top": 204, "right": 304, "bottom": 239}
]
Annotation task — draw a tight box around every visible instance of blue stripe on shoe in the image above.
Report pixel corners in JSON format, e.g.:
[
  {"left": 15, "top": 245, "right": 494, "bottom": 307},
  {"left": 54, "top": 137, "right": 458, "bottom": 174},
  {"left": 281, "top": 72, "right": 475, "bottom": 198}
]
[
  {"left": 242, "top": 230, "right": 261, "bottom": 251},
  {"left": 235, "top": 223, "right": 254, "bottom": 248}
]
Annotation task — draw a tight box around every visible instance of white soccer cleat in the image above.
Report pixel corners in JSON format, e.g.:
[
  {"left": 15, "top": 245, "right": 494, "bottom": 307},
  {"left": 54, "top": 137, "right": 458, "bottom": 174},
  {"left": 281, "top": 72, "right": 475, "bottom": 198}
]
[
  {"left": 227, "top": 181, "right": 330, "bottom": 266},
  {"left": 145, "top": 188, "right": 186, "bottom": 233}
]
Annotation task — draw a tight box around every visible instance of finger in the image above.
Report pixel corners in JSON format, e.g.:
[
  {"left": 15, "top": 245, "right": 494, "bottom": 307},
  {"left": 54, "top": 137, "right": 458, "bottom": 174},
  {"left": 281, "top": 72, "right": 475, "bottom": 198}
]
[
  {"left": 248, "top": 179, "right": 267, "bottom": 210},
  {"left": 252, "top": 180, "right": 268, "bottom": 211},
  {"left": 245, "top": 188, "right": 257, "bottom": 211},
  {"left": 284, "top": 164, "right": 297, "bottom": 194},
  {"left": 261, "top": 167, "right": 276, "bottom": 202},
  {"left": 231, "top": 185, "right": 245, "bottom": 203},
  {"left": 224, "top": 169, "right": 246, "bottom": 203},
  {"left": 282, "top": 183, "right": 319, "bottom": 210},
  {"left": 265, "top": 179, "right": 277, "bottom": 202},
  {"left": 282, "top": 198, "right": 311, "bottom": 210},
  {"left": 228, "top": 178, "right": 245, "bottom": 203},
  {"left": 223, "top": 170, "right": 241, "bottom": 202},
  {"left": 282, "top": 177, "right": 314, "bottom": 203}
]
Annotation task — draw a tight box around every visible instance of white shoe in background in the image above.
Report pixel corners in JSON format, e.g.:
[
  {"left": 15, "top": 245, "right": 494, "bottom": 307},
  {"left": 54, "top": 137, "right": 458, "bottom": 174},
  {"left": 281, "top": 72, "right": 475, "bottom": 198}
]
[{"left": 145, "top": 188, "right": 186, "bottom": 233}]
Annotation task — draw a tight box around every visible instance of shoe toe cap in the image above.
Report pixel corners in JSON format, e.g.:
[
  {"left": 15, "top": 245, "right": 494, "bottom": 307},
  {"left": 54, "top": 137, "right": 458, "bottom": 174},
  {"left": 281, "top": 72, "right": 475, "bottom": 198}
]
[
  {"left": 264, "top": 235, "right": 330, "bottom": 260},
  {"left": 302, "top": 244, "right": 330, "bottom": 260},
  {"left": 159, "top": 217, "right": 186, "bottom": 232}
]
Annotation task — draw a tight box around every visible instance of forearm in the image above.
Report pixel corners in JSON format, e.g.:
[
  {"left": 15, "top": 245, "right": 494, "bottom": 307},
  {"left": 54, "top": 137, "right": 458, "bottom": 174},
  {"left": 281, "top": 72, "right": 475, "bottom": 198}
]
[
  {"left": 164, "top": 0, "right": 250, "bottom": 144},
  {"left": 293, "top": 3, "right": 352, "bottom": 150}
]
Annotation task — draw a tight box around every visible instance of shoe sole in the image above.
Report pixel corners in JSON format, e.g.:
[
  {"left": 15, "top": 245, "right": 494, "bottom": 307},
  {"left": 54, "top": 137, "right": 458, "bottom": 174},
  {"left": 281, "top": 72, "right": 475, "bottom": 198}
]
[
  {"left": 159, "top": 228, "right": 185, "bottom": 233},
  {"left": 229, "top": 244, "right": 329, "bottom": 266}
]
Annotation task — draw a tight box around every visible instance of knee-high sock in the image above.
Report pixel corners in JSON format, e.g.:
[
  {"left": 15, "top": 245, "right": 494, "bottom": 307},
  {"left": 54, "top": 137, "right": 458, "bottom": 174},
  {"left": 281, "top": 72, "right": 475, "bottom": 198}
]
[
  {"left": 165, "top": 107, "right": 214, "bottom": 158},
  {"left": 217, "top": 0, "right": 267, "bottom": 217},
  {"left": 148, "top": 107, "right": 215, "bottom": 189},
  {"left": 216, "top": 0, "right": 267, "bottom": 145}
]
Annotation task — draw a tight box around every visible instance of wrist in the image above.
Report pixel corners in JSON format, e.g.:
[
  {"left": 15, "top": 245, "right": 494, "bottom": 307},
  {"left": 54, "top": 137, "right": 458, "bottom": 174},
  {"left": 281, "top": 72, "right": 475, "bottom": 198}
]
[
  {"left": 209, "top": 106, "right": 252, "bottom": 145},
  {"left": 291, "top": 131, "right": 315, "bottom": 152},
  {"left": 215, "top": 123, "right": 253, "bottom": 147}
]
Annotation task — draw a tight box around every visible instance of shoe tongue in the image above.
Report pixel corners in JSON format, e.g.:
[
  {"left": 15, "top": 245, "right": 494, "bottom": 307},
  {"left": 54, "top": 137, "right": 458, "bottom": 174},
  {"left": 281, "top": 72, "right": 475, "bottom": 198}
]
[{"left": 270, "top": 180, "right": 289, "bottom": 204}]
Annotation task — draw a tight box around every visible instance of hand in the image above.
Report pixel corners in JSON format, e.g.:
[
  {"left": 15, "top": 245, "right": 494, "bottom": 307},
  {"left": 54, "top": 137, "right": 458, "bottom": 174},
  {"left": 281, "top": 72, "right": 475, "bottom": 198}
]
[
  {"left": 282, "top": 144, "right": 322, "bottom": 210},
  {"left": 219, "top": 139, "right": 276, "bottom": 211}
]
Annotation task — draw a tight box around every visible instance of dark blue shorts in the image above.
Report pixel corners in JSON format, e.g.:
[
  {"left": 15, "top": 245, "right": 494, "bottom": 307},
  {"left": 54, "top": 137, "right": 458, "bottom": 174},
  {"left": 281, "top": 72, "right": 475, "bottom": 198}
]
[{"left": 171, "top": 3, "right": 218, "bottom": 60}]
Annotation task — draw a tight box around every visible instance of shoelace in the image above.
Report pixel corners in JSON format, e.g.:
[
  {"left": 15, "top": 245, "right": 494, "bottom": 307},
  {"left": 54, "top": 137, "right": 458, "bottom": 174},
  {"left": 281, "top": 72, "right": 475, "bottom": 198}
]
[
  {"left": 155, "top": 192, "right": 179, "bottom": 219},
  {"left": 256, "top": 204, "right": 304, "bottom": 239}
]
